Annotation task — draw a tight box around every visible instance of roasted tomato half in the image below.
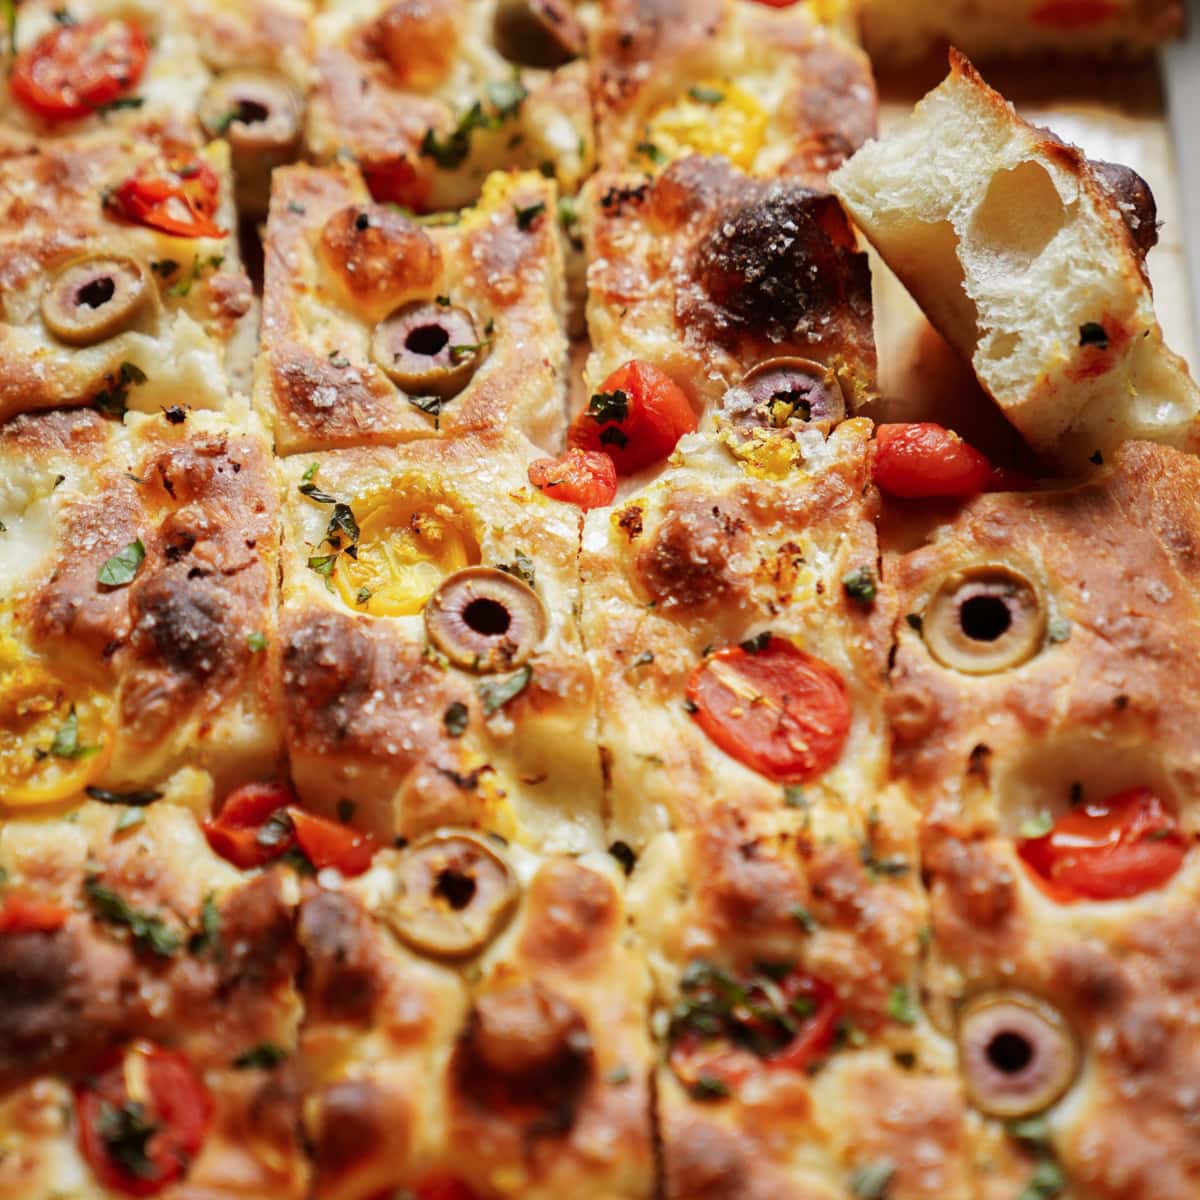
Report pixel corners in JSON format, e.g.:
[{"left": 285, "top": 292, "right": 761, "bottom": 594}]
[
  {"left": 110, "top": 158, "right": 227, "bottom": 239},
  {"left": 873, "top": 423, "right": 992, "bottom": 500}
]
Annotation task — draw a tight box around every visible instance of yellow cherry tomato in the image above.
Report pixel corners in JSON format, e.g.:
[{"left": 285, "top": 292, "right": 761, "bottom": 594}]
[{"left": 643, "top": 80, "right": 767, "bottom": 172}]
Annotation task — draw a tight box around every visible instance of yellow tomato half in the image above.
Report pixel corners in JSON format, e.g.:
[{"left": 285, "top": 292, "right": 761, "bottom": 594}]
[{"left": 644, "top": 80, "right": 767, "bottom": 172}]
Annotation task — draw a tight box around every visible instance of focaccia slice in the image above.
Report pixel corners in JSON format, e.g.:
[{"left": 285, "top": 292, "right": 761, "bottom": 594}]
[
  {"left": 861, "top": 0, "right": 1185, "bottom": 64},
  {"left": 579, "top": 422, "right": 889, "bottom": 850},
  {"left": 583, "top": 155, "right": 876, "bottom": 425},
  {"left": 592, "top": 0, "right": 873, "bottom": 186},
  {"left": 305, "top": 0, "right": 593, "bottom": 214},
  {"left": 297, "top": 836, "right": 655, "bottom": 1199},
  {"left": 258, "top": 163, "right": 568, "bottom": 454},
  {"left": 0, "top": 792, "right": 309, "bottom": 1198},
  {"left": 832, "top": 53, "right": 1200, "bottom": 468},
  {"left": 277, "top": 433, "right": 603, "bottom": 853},
  {"left": 0, "top": 130, "right": 252, "bottom": 423},
  {"left": 628, "top": 803, "right": 974, "bottom": 1200},
  {"left": 0, "top": 407, "right": 282, "bottom": 806}
]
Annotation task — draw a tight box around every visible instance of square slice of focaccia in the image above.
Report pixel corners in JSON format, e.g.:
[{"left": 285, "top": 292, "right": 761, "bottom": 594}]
[
  {"left": 305, "top": 0, "right": 593, "bottom": 214},
  {"left": 592, "top": 0, "right": 874, "bottom": 186},
  {"left": 277, "top": 433, "right": 603, "bottom": 853},
  {"left": 579, "top": 422, "right": 890, "bottom": 851},
  {"left": 0, "top": 407, "right": 282, "bottom": 807},
  {"left": 296, "top": 838, "right": 656, "bottom": 1199},
  {"left": 582, "top": 156, "right": 876, "bottom": 427},
  {"left": 861, "top": 0, "right": 1185, "bottom": 64},
  {"left": 832, "top": 53, "right": 1200, "bottom": 469},
  {"left": 0, "top": 129, "right": 253, "bottom": 423},
  {"left": 627, "top": 802, "right": 975, "bottom": 1200},
  {"left": 0, "top": 794, "right": 310, "bottom": 1199},
  {"left": 258, "top": 163, "right": 569, "bottom": 454}
]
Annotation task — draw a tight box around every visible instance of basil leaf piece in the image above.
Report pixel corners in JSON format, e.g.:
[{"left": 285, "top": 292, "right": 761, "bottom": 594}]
[
  {"left": 233, "top": 1042, "right": 288, "bottom": 1070},
  {"left": 51, "top": 707, "right": 101, "bottom": 760},
  {"left": 478, "top": 664, "right": 533, "bottom": 715},
  {"left": 85, "top": 878, "right": 180, "bottom": 957},
  {"left": 97, "top": 539, "right": 145, "bottom": 587}
]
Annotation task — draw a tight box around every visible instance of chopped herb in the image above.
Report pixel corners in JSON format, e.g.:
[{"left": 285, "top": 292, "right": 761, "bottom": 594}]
[
  {"left": 51, "top": 707, "right": 101, "bottom": 760},
  {"left": 168, "top": 254, "right": 224, "bottom": 298},
  {"left": 246, "top": 631, "right": 268, "bottom": 653},
  {"left": 783, "top": 785, "right": 807, "bottom": 809},
  {"left": 887, "top": 984, "right": 919, "bottom": 1026},
  {"left": 588, "top": 389, "right": 629, "bottom": 425},
  {"left": 324, "top": 503, "right": 360, "bottom": 554},
  {"left": 337, "top": 800, "right": 355, "bottom": 824},
  {"left": 609, "top": 840, "right": 637, "bottom": 875},
  {"left": 96, "top": 1101, "right": 160, "bottom": 1181},
  {"left": 849, "top": 1160, "right": 896, "bottom": 1199},
  {"left": 98, "top": 539, "right": 145, "bottom": 587},
  {"left": 905, "top": 612, "right": 923, "bottom": 632},
  {"left": 93, "top": 95, "right": 144, "bottom": 115},
  {"left": 631, "top": 650, "right": 655, "bottom": 667},
  {"left": 52, "top": 7, "right": 76, "bottom": 26},
  {"left": 515, "top": 200, "right": 546, "bottom": 230},
  {"left": 485, "top": 77, "right": 527, "bottom": 117},
  {"left": 0, "top": 520, "right": 5, "bottom": 532},
  {"left": 1017, "top": 1159, "right": 1067, "bottom": 1200},
  {"left": 687, "top": 84, "right": 725, "bottom": 104},
  {"left": 279, "top": 847, "right": 316, "bottom": 876},
  {"left": 2, "top": 0, "right": 14, "bottom": 59},
  {"left": 1089, "top": 449, "right": 1104, "bottom": 465},
  {"left": 328, "top": 349, "right": 350, "bottom": 369},
  {"left": 443, "top": 700, "right": 470, "bottom": 738},
  {"left": 85, "top": 878, "right": 180, "bottom": 957},
  {"left": 188, "top": 894, "right": 222, "bottom": 959},
  {"left": 114, "top": 807, "right": 145, "bottom": 833},
  {"left": 408, "top": 394, "right": 444, "bottom": 426},
  {"left": 149, "top": 259, "right": 179, "bottom": 279},
  {"left": 211, "top": 109, "right": 240, "bottom": 135},
  {"left": 479, "top": 664, "right": 533, "bottom": 714},
  {"left": 84, "top": 786, "right": 162, "bottom": 805},
  {"left": 842, "top": 566, "right": 877, "bottom": 604},
  {"left": 420, "top": 79, "right": 528, "bottom": 169},
  {"left": 1047, "top": 617, "right": 1071, "bottom": 644},
  {"left": 607, "top": 1064, "right": 632, "bottom": 1086},
  {"left": 355, "top": 585, "right": 372, "bottom": 606},
  {"left": 789, "top": 905, "right": 817, "bottom": 933},
  {"left": 636, "top": 140, "right": 667, "bottom": 165},
  {"left": 1020, "top": 811, "right": 1054, "bottom": 839},
  {"left": 449, "top": 340, "right": 489, "bottom": 362},
  {"left": 739, "top": 631, "right": 771, "bottom": 654},
  {"left": 688, "top": 1074, "right": 730, "bottom": 1101},
  {"left": 256, "top": 809, "right": 294, "bottom": 848},
  {"left": 894, "top": 1049, "right": 917, "bottom": 1069},
  {"left": 683, "top": 698, "right": 699, "bottom": 714},
  {"left": 600, "top": 425, "right": 628, "bottom": 449},
  {"left": 307, "top": 553, "right": 338, "bottom": 587},
  {"left": 1006, "top": 1115, "right": 1051, "bottom": 1145},
  {"left": 497, "top": 551, "right": 536, "bottom": 587},
  {"left": 233, "top": 1042, "right": 288, "bottom": 1070},
  {"left": 163, "top": 405, "right": 186, "bottom": 425},
  {"left": 93, "top": 361, "right": 148, "bottom": 418},
  {"left": 1079, "top": 322, "right": 1109, "bottom": 350},
  {"left": 287, "top": 199, "right": 307, "bottom": 214},
  {"left": 298, "top": 481, "right": 339, "bottom": 505},
  {"left": 557, "top": 194, "right": 580, "bottom": 229}
]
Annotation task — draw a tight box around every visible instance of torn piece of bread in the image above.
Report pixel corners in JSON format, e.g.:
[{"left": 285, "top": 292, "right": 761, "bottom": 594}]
[{"left": 832, "top": 51, "right": 1200, "bottom": 468}]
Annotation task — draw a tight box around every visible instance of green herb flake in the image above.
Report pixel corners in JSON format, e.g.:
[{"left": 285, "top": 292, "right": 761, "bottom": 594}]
[
  {"left": 97, "top": 539, "right": 145, "bottom": 588},
  {"left": 149, "top": 258, "right": 179, "bottom": 279},
  {"left": 328, "top": 349, "right": 350, "bottom": 369},
  {"left": 635, "top": 140, "right": 667, "bottom": 165},
  {"left": 247, "top": 631, "right": 268, "bottom": 653},
  {"left": 479, "top": 664, "right": 533, "bottom": 715},
  {"left": 307, "top": 553, "right": 338, "bottom": 588},
  {"left": 1047, "top": 617, "right": 1071, "bottom": 644},
  {"left": 515, "top": 200, "right": 546, "bottom": 230},
  {"left": 408, "top": 394, "right": 444, "bottom": 427},
  {"left": 188, "top": 893, "right": 222, "bottom": 960},
  {"left": 887, "top": 984, "right": 919, "bottom": 1026},
  {"left": 842, "top": 566, "right": 877, "bottom": 605},
  {"left": 96, "top": 1101, "right": 160, "bottom": 1181},
  {"left": 599, "top": 425, "right": 628, "bottom": 449},
  {"left": 51, "top": 707, "right": 101, "bottom": 761},
  {"left": 849, "top": 1160, "right": 896, "bottom": 1200},
  {"left": 905, "top": 613, "right": 923, "bottom": 633},
  {"left": 355, "top": 586, "right": 372, "bottom": 606},
  {"left": 443, "top": 700, "right": 470, "bottom": 738},
  {"left": 783, "top": 785, "right": 807, "bottom": 809},
  {"left": 588, "top": 389, "right": 629, "bottom": 425},
  {"left": 789, "top": 905, "right": 817, "bottom": 933},
  {"left": 233, "top": 1042, "right": 288, "bottom": 1070},
  {"left": 114, "top": 807, "right": 145, "bottom": 833},
  {"left": 449, "top": 340, "right": 489, "bottom": 363},
  {"left": 1020, "top": 811, "right": 1054, "bottom": 839},
  {"left": 300, "top": 462, "right": 319, "bottom": 484},
  {"left": 687, "top": 1074, "right": 730, "bottom": 1101},
  {"left": 85, "top": 877, "right": 180, "bottom": 957},
  {"left": 1005, "top": 1115, "right": 1051, "bottom": 1145},
  {"left": 607, "top": 1064, "right": 632, "bottom": 1086},
  {"left": 287, "top": 199, "right": 307, "bottom": 215},
  {"left": 298, "top": 481, "right": 339, "bottom": 505},
  {"left": 497, "top": 551, "right": 536, "bottom": 588},
  {"left": 84, "top": 786, "right": 162, "bottom": 805},
  {"left": 688, "top": 84, "right": 726, "bottom": 104},
  {"left": 609, "top": 840, "right": 637, "bottom": 875},
  {"left": 168, "top": 254, "right": 224, "bottom": 299},
  {"left": 93, "top": 361, "right": 148, "bottom": 418},
  {"left": 1017, "top": 1159, "right": 1067, "bottom": 1200},
  {"left": 93, "top": 95, "right": 144, "bottom": 115},
  {"left": 739, "top": 631, "right": 771, "bottom": 654}
]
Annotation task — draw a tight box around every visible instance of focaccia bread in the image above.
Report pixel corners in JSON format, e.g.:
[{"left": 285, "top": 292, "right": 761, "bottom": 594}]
[
  {"left": 297, "top": 837, "right": 655, "bottom": 1200},
  {"left": 305, "top": 0, "right": 593, "bottom": 214},
  {"left": 861, "top": 0, "right": 1186, "bottom": 64},
  {"left": 0, "top": 407, "right": 281, "bottom": 803},
  {"left": 0, "top": 130, "right": 253, "bottom": 423},
  {"left": 257, "top": 163, "right": 569, "bottom": 454},
  {"left": 832, "top": 53, "right": 1200, "bottom": 468},
  {"left": 277, "top": 434, "right": 603, "bottom": 852},
  {"left": 592, "top": 0, "right": 874, "bottom": 186}
]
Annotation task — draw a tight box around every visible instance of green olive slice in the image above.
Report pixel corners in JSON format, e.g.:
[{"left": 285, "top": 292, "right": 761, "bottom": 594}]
[
  {"left": 922, "top": 564, "right": 1045, "bottom": 675},
  {"left": 372, "top": 300, "right": 485, "bottom": 399},
  {"left": 958, "top": 991, "right": 1080, "bottom": 1118},
  {"left": 41, "top": 255, "right": 152, "bottom": 346},
  {"left": 386, "top": 831, "right": 518, "bottom": 959},
  {"left": 493, "top": 0, "right": 585, "bottom": 68},
  {"left": 424, "top": 566, "right": 547, "bottom": 674}
]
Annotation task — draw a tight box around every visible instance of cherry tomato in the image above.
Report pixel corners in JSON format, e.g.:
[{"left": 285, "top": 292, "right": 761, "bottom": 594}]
[
  {"left": 669, "top": 966, "right": 839, "bottom": 1094},
  {"left": 686, "top": 637, "right": 850, "bottom": 783},
  {"left": 111, "top": 158, "right": 227, "bottom": 239},
  {"left": 289, "top": 809, "right": 378, "bottom": 878},
  {"left": 568, "top": 361, "right": 697, "bottom": 475},
  {"left": 1030, "top": 0, "right": 1119, "bottom": 29},
  {"left": 528, "top": 448, "right": 617, "bottom": 510},
  {"left": 10, "top": 18, "right": 148, "bottom": 121},
  {"left": 76, "top": 1042, "right": 212, "bottom": 1196},
  {"left": 202, "top": 781, "right": 297, "bottom": 869},
  {"left": 873, "top": 423, "right": 992, "bottom": 500},
  {"left": 415, "top": 1179, "right": 481, "bottom": 1200},
  {"left": 0, "top": 889, "right": 70, "bottom": 934},
  {"left": 361, "top": 158, "right": 430, "bottom": 212},
  {"left": 1019, "top": 788, "right": 1187, "bottom": 902}
]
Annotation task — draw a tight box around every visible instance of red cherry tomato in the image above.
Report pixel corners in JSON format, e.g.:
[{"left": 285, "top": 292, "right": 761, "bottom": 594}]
[
  {"left": 528, "top": 448, "right": 617, "bottom": 510},
  {"left": 1018, "top": 788, "right": 1187, "bottom": 902},
  {"left": 76, "top": 1042, "right": 212, "bottom": 1196},
  {"left": 202, "top": 781, "right": 297, "bottom": 869},
  {"left": 686, "top": 637, "right": 850, "bottom": 783},
  {"left": 361, "top": 158, "right": 430, "bottom": 212},
  {"left": 669, "top": 966, "right": 839, "bottom": 1094},
  {"left": 873, "top": 423, "right": 993, "bottom": 500},
  {"left": 415, "top": 1179, "right": 481, "bottom": 1200},
  {"left": 0, "top": 889, "right": 70, "bottom": 934},
  {"left": 111, "top": 158, "right": 227, "bottom": 239},
  {"left": 568, "top": 361, "right": 697, "bottom": 475},
  {"left": 1030, "top": 0, "right": 1119, "bottom": 28},
  {"left": 10, "top": 18, "right": 148, "bottom": 121},
  {"left": 289, "top": 809, "right": 378, "bottom": 878}
]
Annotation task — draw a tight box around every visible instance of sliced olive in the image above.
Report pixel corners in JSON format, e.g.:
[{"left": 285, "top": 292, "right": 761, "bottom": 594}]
[
  {"left": 386, "top": 831, "right": 519, "bottom": 959},
  {"left": 424, "top": 566, "right": 546, "bottom": 673},
  {"left": 493, "top": 0, "right": 585, "bottom": 68},
  {"left": 372, "top": 301, "right": 485, "bottom": 399},
  {"left": 41, "top": 255, "right": 153, "bottom": 346},
  {"left": 199, "top": 70, "right": 304, "bottom": 217},
  {"left": 724, "top": 357, "right": 845, "bottom": 434},
  {"left": 958, "top": 991, "right": 1080, "bottom": 1118},
  {"left": 922, "top": 564, "right": 1045, "bottom": 675}
]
